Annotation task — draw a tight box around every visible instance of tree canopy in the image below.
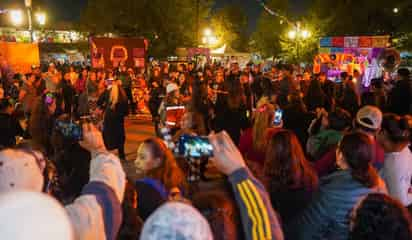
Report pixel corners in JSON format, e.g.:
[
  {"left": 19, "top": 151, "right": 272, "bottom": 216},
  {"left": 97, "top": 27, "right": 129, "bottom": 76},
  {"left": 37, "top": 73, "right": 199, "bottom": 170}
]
[
  {"left": 251, "top": 0, "right": 412, "bottom": 61},
  {"left": 80, "top": 0, "right": 213, "bottom": 57},
  {"left": 250, "top": 0, "right": 288, "bottom": 58},
  {"left": 209, "top": 5, "right": 249, "bottom": 52}
]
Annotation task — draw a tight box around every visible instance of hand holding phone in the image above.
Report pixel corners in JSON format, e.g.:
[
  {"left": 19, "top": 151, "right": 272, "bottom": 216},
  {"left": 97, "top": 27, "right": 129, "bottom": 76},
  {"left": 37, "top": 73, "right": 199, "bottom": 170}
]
[
  {"left": 178, "top": 134, "right": 213, "bottom": 158},
  {"left": 274, "top": 109, "right": 283, "bottom": 126},
  {"left": 208, "top": 131, "right": 246, "bottom": 176}
]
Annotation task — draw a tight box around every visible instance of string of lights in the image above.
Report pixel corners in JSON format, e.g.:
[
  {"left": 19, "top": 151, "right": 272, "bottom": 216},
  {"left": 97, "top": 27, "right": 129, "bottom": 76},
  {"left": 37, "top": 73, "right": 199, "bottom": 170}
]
[{"left": 255, "top": 0, "right": 293, "bottom": 26}]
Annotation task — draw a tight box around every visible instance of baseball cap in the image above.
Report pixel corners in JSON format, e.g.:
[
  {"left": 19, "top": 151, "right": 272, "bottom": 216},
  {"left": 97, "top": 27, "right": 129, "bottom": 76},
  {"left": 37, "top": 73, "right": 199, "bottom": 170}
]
[
  {"left": 166, "top": 83, "right": 179, "bottom": 94},
  {"left": 356, "top": 106, "right": 383, "bottom": 130}
]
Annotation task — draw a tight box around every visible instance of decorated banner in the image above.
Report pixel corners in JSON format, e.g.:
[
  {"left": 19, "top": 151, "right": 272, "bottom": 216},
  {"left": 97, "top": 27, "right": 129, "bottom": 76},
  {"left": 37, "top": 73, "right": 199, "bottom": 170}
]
[
  {"left": 359, "top": 37, "right": 373, "bottom": 48},
  {"left": 344, "top": 37, "right": 359, "bottom": 48},
  {"left": 372, "top": 36, "right": 390, "bottom": 48},
  {"left": 331, "top": 48, "right": 344, "bottom": 53},
  {"left": 320, "top": 37, "right": 332, "bottom": 47},
  {"left": 358, "top": 48, "right": 372, "bottom": 57},
  {"left": 0, "top": 42, "right": 40, "bottom": 74},
  {"left": 332, "top": 37, "right": 344, "bottom": 47},
  {"left": 320, "top": 35, "right": 390, "bottom": 49},
  {"left": 319, "top": 47, "right": 331, "bottom": 54},
  {"left": 90, "top": 37, "right": 148, "bottom": 69},
  {"left": 187, "top": 48, "right": 210, "bottom": 60}
]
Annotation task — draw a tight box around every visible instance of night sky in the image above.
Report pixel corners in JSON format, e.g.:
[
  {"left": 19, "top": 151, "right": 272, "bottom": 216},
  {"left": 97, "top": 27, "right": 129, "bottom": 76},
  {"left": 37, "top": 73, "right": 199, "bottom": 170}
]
[{"left": 2, "top": 0, "right": 309, "bottom": 31}]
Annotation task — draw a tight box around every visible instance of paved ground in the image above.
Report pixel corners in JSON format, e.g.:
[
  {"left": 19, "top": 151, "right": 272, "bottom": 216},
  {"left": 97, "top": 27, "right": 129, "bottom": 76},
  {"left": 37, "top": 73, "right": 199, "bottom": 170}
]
[{"left": 122, "top": 115, "right": 155, "bottom": 181}]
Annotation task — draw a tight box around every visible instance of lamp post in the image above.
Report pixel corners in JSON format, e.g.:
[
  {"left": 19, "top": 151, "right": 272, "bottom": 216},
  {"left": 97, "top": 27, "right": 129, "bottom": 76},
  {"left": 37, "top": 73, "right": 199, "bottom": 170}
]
[
  {"left": 393, "top": 7, "right": 399, "bottom": 14},
  {"left": 0, "top": 0, "right": 46, "bottom": 42},
  {"left": 288, "top": 22, "right": 311, "bottom": 63},
  {"left": 202, "top": 28, "right": 218, "bottom": 48},
  {"left": 9, "top": 10, "right": 24, "bottom": 26}
]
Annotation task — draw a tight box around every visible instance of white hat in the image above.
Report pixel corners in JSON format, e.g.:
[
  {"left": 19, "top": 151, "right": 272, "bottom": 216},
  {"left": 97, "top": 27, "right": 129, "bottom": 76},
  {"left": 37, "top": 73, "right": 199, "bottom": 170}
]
[
  {"left": 166, "top": 83, "right": 179, "bottom": 94},
  {"left": 140, "top": 202, "right": 213, "bottom": 240},
  {"left": 0, "top": 191, "right": 74, "bottom": 240},
  {"left": 356, "top": 106, "right": 383, "bottom": 130},
  {"left": 0, "top": 149, "right": 44, "bottom": 193}
]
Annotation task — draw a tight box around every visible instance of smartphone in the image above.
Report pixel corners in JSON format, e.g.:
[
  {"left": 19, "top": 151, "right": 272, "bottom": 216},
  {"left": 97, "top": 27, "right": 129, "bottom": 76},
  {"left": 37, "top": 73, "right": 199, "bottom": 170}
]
[
  {"left": 274, "top": 109, "right": 283, "bottom": 125},
  {"left": 165, "top": 106, "right": 186, "bottom": 127},
  {"left": 178, "top": 134, "right": 213, "bottom": 158},
  {"left": 55, "top": 120, "right": 83, "bottom": 141}
]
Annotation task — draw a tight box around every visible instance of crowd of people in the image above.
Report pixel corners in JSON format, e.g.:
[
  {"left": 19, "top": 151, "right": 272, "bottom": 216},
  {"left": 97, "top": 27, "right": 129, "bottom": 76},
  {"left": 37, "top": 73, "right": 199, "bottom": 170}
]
[{"left": 0, "top": 58, "right": 412, "bottom": 240}]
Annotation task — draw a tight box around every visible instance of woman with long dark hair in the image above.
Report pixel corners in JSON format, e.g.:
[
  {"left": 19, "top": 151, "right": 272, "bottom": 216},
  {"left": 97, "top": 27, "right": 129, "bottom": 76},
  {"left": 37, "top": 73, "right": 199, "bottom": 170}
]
[
  {"left": 283, "top": 92, "right": 315, "bottom": 145},
  {"left": 264, "top": 130, "right": 318, "bottom": 224},
  {"left": 349, "top": 193, "right": 412, "bottom": 240},
  {"left": 286, "top": 132, "right": 386, "bottom": 240},
  {"left": 29, "top": 92, "right": 58, "bottom": 154},
  {"left": 134, "top": 137, "right": 187, "bottom": 220},
  {"left": 339, "top": 77, "right": 360, "bottom": 116},
  {"left": 213, "top": 75, "right": 248, "bottom": 145},
  {"left": 304, "top": 78, "right": 328, "bottom": 112}
]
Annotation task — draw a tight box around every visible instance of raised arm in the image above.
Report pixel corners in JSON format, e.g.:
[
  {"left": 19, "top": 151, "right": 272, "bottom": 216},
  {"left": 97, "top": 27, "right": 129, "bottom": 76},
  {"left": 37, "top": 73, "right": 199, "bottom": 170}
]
[
  {"left": 65, "top": 124, "right": 126, "bottom": 240},
  {"left": 209, "top": 131, "right": 284, "bottom": 240}
]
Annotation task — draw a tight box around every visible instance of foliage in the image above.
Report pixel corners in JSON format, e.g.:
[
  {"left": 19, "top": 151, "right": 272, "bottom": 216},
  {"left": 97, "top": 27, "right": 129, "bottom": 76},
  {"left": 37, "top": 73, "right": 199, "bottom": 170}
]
[
  {"left": 278, "top": 10, "right": 328, "bottom": 63},
  {"left": 80, "top": 0, "right": 214, "bottom": 57},
  {"left": 311, "top": 0, "right": 411, "bottom": 36},
  {"left": 209, "top": 5, "right": 249, "bottom": 51},
  {"left": 250, "top": 0, "right": 289, "bottom": 58}
]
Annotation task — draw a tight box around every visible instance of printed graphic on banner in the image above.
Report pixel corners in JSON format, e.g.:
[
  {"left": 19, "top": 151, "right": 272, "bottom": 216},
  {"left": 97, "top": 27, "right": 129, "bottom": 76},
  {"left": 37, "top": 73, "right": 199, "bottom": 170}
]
[
  {"left": 133, "top": 48, "right": 145, "bottom": 68},
  {"left": 372, "top": 36, "right": 390, "bottom": 48},
  {"left": 344, "top": 37, "right": 359, "bottom": 48},
  {"left": 90, "top": 37, "right": 147, "bottom": 69},
  {"left": 332, "top": 37, "right": 344, "bottom": 47},
  {"left": 320, "top": 37, "right": 332, "bottom": 47},
  {"left": 359, "top": 37, "right": 373, "bottom": 48}
]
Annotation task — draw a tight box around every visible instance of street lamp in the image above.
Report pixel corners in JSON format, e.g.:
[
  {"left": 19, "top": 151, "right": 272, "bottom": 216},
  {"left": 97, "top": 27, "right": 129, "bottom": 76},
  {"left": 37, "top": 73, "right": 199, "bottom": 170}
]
[
  {"left": 202, "top": 28, "right": 218, "bottom": 47},
  {"left": 9, "top": 10, "right": 23, "bottom": 26},
  {"left": 393, "top": 7, "right": 399, "bottom": 14},
  {"left": 288, "top": 30, "right": 297, "bottom": 40},
  {"left": 209, "top": 36, "right": 218, "bottom": 45},
  {"left": 204, "top": 28, "right": 212, "bottom": 37},
  {"left": 287, "top": 23, "right": 311, "bottom": 63},
  {"left": 301, "top": 29, "right": 311, "bottom": 39},
  {"left": 35, "top": 12, "right": 46, "bottom": 26}
]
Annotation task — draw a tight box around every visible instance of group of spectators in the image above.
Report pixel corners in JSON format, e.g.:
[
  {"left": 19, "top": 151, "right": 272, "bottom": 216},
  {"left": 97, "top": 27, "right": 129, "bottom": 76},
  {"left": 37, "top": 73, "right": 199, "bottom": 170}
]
[{"left": 0, "top": 59, "right": 412, "bottom": 240}]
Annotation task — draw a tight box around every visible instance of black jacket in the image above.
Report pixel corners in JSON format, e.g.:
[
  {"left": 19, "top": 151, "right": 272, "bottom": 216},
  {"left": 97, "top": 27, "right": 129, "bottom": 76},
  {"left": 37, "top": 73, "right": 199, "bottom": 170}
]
[
  {"left": 388, "top": 79, "right": 412, "bottom": 115},
  {"left": 0, "top": 113, "right": 24, "bottom": 148},
  {"left": 99, "top": 89, "right": 129, "bottom": 150}
]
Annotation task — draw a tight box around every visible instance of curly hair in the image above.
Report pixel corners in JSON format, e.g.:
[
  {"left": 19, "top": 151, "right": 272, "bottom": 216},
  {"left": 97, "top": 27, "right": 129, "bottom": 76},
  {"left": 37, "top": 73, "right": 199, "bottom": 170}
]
[
  {"left": 349, "top": 193, "right": 412, "bottom": 240},
  {"left": 264, "top": 130, "right": 319, "bottom": 191},
  {"left": 143, "top": 138, "right": 187, "bottom": 191}
]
